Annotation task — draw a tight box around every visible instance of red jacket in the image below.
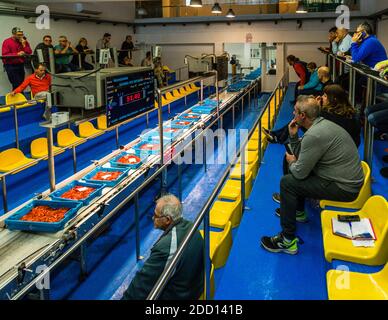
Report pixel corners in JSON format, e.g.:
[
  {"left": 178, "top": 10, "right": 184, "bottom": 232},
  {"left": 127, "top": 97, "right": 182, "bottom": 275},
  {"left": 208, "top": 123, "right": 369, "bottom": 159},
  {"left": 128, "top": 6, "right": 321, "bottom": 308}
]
[
  {"left": 2, "top": 37, "right": 32, "bottom": 65},
  {"left": 13, "top": 73, "right": 51, "bottom": 96},
  {"left": 293, "top": 62, "right": 308, "bottom": 85}
]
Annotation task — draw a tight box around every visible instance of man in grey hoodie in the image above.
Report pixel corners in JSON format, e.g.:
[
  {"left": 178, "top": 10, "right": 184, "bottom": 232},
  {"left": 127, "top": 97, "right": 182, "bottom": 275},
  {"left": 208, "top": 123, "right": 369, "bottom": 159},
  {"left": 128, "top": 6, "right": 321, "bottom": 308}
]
[{"left": 261, "top": 95, "right": 364, "bottom": 255}]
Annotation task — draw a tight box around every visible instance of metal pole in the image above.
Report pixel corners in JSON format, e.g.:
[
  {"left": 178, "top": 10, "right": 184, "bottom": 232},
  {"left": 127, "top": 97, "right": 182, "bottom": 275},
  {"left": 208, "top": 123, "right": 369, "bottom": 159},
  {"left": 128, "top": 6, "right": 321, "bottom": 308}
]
[
  {"left": 241, "top": 146, "right": 246, "bottom": 206},
  {"left": 79, "top": 244, "right": 87, "bottom": 277},
  {"left": 13, "top": 107, "right": 19, "bottom": 149},
  {"left": 78, "top": 54, "right": 82, "bottom": 70},
  {"left": 364, "top": 78, "right": 375, "bottom": 168},
  {"left": 248, "top": 89, "right": 251, "bottom": 110},
  {"left": 351, "top": 69, "right": 356, "bottom": 107},
  {"left": 232, "top": 104, "right": 235, "bottom": 129},
  {"left": 203, "top": 208, "right": 211, "bottom": 300},
  {"left": 332, "top": 55, "right": 337, "bottom": 82},
  {"left": 258, "top": 119, "right": 262, "bottom": 162},
  {"left": 134, "top": 193, "right": 141, "bottom": 261},
  {"left": 348, "top": 68, "right": 354, "bottom": 103},
  {"left": 72, "top": 147, "right": 77, "bottom": 174},
  {"left": 157, "top": 89, "right": 167, "bottom": 192},
  {"left": 146, "top": 113, "right": 149, "bottom": 127},
  {"left": 1, "top": 176, "right": 8, "bottom": 213},
  {"left": 274, "top": 87, "right": 278, "bottom": 117},
  {"left": 178, "top": 162, "right": 182, "bottom": 201},
  {"left": 47, "top": 127, "right": 56, "bottom": 192},
  {"left": 203, "top": 135, "right": 207, "bottom": 172},
  {"left": 268, "top": 96, "right": 271, "bottom": 130},
  {"left": 113, "top": 48, "right": 119, "bottom": 68},
  {"left": 241, "top": 96, "right": 244, "bottom": 120},
  {"left": 200, "top": 80, "right": 204, "bottom": 104},
  {"left": 115, "top": 126, "right": 120, "bottom": 148}
]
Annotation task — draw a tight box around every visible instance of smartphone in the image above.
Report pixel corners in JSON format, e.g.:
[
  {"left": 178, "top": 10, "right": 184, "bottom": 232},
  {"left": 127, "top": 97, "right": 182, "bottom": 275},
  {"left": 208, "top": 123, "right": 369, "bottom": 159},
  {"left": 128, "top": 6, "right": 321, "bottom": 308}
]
[
  {"left": 338, "top": 215, "right": 361, "bottom": 223},
  {"left": 285, "top": 144, "right": 293, "bottom": 155}
]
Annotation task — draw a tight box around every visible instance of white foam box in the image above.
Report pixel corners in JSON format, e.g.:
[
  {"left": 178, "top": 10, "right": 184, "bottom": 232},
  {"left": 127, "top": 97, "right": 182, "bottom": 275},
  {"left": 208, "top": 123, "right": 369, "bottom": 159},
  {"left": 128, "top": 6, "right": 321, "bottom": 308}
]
[{"left": 51, "top": 112, "right": 69, "bottom": 125}]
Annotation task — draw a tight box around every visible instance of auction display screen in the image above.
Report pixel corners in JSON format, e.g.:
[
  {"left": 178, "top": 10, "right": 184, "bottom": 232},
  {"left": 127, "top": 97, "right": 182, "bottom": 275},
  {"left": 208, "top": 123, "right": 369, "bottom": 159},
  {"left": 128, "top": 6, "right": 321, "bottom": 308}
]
[{"left": 106, "top": 70, "right": 155, "bottom": 127}]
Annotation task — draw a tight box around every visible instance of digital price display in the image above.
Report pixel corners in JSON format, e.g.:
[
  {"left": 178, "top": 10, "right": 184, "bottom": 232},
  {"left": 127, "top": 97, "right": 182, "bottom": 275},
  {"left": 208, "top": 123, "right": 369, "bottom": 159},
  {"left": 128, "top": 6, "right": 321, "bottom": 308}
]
[{"left": 106, "top": 70, "right": 155, "bottom": 127}]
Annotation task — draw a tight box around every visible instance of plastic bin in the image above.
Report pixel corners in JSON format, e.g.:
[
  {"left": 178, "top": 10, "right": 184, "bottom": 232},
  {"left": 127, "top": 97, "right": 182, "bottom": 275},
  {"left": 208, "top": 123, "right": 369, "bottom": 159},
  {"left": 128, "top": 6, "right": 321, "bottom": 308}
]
[
  {"left": 110, "top": 152, "right": 143, "bottom": 169},
  {"left": 5, "top": 200, "right": 82, "bottom": 233},
  {"left": 50, "top": 180, "right": 104, "bottom": 205},
  {"left": 83, "top": 166, "right": 129, "bottom": 187}
]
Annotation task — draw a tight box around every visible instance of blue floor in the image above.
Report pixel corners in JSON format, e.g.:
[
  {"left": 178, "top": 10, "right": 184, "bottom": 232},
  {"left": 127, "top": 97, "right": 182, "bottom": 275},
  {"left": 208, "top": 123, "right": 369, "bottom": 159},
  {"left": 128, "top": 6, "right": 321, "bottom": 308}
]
[
  {"left": 214, "top": 85, "right": 388, "bottom": 300},
  {"left": 44, "top": 90, "right": 271, "bottom": 300}
]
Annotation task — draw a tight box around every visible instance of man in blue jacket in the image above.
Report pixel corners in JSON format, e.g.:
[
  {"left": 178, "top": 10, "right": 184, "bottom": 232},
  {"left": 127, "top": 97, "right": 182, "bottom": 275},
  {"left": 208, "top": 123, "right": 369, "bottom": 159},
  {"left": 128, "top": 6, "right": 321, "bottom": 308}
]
[{"left": 351, "top": 22, "right": 387, "bottom": 68}]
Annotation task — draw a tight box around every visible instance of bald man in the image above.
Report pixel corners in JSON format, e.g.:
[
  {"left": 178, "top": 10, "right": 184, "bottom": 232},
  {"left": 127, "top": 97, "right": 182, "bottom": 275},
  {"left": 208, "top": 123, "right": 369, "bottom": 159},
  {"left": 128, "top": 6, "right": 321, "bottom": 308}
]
[
  {"left": 333, "top": 28, "right": 352, "bottom": 56},
  {"left": 121, "top": 194, "right": 204, "bottom": 300}
]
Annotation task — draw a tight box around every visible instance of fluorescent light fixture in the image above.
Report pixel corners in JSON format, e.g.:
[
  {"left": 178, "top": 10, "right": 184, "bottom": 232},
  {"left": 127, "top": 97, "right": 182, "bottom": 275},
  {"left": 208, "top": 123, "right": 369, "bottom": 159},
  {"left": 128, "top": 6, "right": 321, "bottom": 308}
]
[
  {"left": 211, "top": 2, "right": 222, "bottom": 14},
  {"left": 226, "top": 8, "right": 235, "bottom": 18},
  {"left": 137, "top": 7, "right": 148, "bottom": 16},
  {"left": 296, "top": 1, "right": 308, "bottom": 13},
  {"left": 190, "top": 0, "right": 203, "bottom": 8}
]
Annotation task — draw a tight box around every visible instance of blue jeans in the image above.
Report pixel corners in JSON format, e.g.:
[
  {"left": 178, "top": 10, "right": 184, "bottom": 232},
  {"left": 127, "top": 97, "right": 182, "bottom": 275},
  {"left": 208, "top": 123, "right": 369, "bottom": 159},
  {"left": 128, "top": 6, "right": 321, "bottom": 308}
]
[
  {"left": 365, "top": 102, "right": 388, "bottom": 132},
  {"left": 56, "top": 62, "right": 79, "bottom": 73}
]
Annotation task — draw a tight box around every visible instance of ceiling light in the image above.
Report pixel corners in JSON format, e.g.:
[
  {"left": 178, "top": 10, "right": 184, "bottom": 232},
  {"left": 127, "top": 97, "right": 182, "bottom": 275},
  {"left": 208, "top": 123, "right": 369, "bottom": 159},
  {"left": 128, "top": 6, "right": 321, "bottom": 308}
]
[
  {"left": 211, "top": 3, "right": 222, "bottom": 14},
  {"left": 190, "top": 0, "right": 203, "bottom": 8},
  {"left": 226, "top": 8, "right": 235, "bottom": 18}
]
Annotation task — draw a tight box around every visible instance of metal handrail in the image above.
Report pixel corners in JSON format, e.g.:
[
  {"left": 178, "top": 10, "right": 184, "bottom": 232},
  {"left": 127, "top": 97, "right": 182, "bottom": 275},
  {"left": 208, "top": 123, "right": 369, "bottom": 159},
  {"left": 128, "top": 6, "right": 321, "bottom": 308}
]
[
  {"left": 318, "top": 48, "right": 388, "bottom": 170},
  {"left": 147, "top": 71, "right": 287, "bottom": 300}
]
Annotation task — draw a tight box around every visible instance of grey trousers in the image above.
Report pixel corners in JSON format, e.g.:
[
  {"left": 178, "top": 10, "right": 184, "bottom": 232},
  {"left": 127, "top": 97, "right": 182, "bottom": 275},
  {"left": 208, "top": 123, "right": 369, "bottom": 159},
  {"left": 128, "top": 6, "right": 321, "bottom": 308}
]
[{"left": 280, "top": 174, "right": 360, "bottom": 239}]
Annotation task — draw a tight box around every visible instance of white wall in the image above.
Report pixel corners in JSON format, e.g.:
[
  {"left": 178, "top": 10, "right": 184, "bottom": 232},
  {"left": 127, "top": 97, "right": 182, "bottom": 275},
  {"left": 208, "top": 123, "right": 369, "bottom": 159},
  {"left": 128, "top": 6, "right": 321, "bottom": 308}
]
[
  {"left": 0, "top": 14, "right": 134, "bottom": 93},
  {"left": 378, "top": 19, "right": 388, "bottom": 49}
]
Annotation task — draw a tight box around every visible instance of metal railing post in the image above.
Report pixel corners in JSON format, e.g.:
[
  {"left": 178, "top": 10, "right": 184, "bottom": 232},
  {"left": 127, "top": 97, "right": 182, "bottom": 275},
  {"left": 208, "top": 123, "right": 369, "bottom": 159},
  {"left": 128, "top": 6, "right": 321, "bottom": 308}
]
[
  {"left": 72, "top": 147, "right": 77, "bottom": 174},
  {"left": 78, "top": 53, "right": 82, "bottom": 70},
  {"left": 135, "top": 193, "right": 141, "bottom": 261},
  {"left": 241, "top": 145, "right": 246, "bottom": 207},
  {"left": 200, "top": 80, "right": 204, "bottom": 104},
  {"left": 48, "top": 48, "right": 56, "bottom": 74},
  {"left": 13, "top": 106, "right": 20, "bottom": 149},
  {"left": 1, "top": 176, "right": 8, "bottom": 213},
  {"left": 115, "top": 127, "right": 120, "bottom": 148},
  {"left": 203, "top": 208, "right": 211, "bottom": 300},
  {"left": 364, "top": 78, "right": 376, "bottom": 169},
  {"left": 47, "top": 127, "right": 56, "bottom": 192}
]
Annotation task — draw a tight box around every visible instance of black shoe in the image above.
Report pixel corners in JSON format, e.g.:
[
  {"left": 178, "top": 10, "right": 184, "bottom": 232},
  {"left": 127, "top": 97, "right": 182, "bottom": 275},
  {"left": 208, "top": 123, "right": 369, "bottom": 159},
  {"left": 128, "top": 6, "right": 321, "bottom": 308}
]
[
  {"left": 275, "top": 208, "right": 309, "bottom": 223},
  {"left": 272, "top": 192, "right": 280, "bottom": 204},
  {"left": 261, "top": 233, "right": 298, "bottom": 255}
]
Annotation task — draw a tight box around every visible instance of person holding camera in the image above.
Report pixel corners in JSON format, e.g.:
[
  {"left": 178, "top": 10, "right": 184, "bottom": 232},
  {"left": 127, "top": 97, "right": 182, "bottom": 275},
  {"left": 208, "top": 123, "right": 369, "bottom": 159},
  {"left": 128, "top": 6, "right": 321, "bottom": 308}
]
[{"left": 1, "top": 27, "right": 32, "bottom": 90}]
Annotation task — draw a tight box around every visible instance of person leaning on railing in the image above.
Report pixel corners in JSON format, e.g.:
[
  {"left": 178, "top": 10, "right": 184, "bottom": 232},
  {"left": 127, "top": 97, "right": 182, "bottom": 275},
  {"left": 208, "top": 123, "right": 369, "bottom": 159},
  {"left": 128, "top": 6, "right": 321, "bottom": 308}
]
[
  {"left": 33, "top": 35, "right": 54, "bottom": 70},
  {"left": 1, "top": 27, "right": 32, "bottom": 90},
  {"left": 121, "top": 194, "right": 204, "bottom": 300},
  {"left": 54, "top": 36, "right": 80, "bottom": 73},
  {"left": 72, "top": 38, "right": 94, "bottom": 71},
  {"left": 261, "top": 96, "right": 364, "bottom": 255}
]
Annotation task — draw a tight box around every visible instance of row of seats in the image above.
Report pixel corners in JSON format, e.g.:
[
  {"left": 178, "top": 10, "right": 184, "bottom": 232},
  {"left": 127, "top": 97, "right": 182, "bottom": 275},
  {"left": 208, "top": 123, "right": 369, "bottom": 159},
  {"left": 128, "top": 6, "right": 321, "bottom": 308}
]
[
  {"left": 0, "top": 119, "right": 106, "bottom": 173},
  {"left": 198, "top": 90, "right": 282, "bottom": 299},
  {"left": 0, "top": 93, "right": 37, "bottom": 113},
  {"left": 0, "top": 84, "right": 202, "bottom": 175},
  {"left": 316, "top": 162, "right": 388, "bottom": 299},
  {"left": 155, "top": 84, "right": 200, "bottom": 108}
]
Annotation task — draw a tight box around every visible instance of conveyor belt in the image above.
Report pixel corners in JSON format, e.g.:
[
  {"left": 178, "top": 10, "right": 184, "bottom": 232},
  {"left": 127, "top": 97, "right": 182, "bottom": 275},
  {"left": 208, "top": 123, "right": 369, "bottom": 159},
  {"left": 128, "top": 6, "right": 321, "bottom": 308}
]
[{"left": 0, "top": 79, "right": 258, "bottom": 299}]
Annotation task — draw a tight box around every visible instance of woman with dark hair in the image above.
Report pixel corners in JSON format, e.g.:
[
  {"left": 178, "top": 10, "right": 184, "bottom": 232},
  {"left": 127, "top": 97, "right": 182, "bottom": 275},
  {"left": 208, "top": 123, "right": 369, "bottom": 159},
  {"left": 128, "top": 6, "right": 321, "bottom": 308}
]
[
  {"left": 119, "top": 35, "right": 134, "bottom": 64},
  {"left": 264, "top": 84, "right": 360, "bottom": 147},
  {"left": 319, "top": 84, "right": 361, "bottom": 147},
  {"left": 73, "top": 37, "right": 94, "bottom": 70}
]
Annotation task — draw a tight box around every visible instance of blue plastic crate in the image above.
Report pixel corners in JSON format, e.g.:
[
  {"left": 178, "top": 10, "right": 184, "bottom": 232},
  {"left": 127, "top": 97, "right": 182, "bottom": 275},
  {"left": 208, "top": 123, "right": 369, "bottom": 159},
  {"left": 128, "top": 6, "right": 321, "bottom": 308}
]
[
  {"left": 141, "top": 127, "right": 182, "bottom": 142},
  {"left": 110, "top": 152, "right": 143, "bottom": 169},
  {"left": 191, "top": 105, "right": 216, "bottom": 114},
  {"left": 50, "top": 180, "right": 104, "bottom": 205},
  {"left": 5, "top": 200, "right": 83, "bottom": 233},
  {"left": 177, "top": 113, "right": 202, "bottom": 122},
  {"left": 170, "top": 119, "right": 195, "bottom": 129},
  {"left": 83, "top": 166, "right": 129, "bottom": 187},
  {"left": 132, "top": 141, "right": 161, "bottom": 156}
]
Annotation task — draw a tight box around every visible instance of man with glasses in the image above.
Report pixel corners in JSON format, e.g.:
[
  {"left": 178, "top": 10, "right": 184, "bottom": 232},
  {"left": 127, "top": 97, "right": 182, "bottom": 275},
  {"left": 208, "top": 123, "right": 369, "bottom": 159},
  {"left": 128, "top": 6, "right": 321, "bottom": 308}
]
[
  {"left": 54, "top": 36, "right": 79, "bottom": 73},
  {"left": 261, "top": 96, "right": 364, "bottom": 255},
  {"left": 1, "top": 27, "right": 32, "bottom": 90},
  {"left": 122, "top": 194, "right": 204, "bottom": 300},
  {"left": 33, "top": 35, "right": 54, "bottom": 70}
]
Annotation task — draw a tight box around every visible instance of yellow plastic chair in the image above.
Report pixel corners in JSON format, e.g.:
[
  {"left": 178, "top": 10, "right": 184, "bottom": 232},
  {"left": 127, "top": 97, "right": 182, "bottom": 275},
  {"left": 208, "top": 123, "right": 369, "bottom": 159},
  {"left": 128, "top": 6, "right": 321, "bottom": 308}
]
[
  {"left": 57, "top": 129, "right": 85, "bottom": 147},
  {"left": 199, "top": 263, "right": 215, "bottom": 300},
  {"left": 165, "top": 92, "right": 176, "bottom": 102},
  {"left": 320, "top": 161, "right": 372, "bottom": 210},
  {"left": 200, "top": 221, "right": 233, "bottom": 269},
  {"left": 236, "top": 151, "right": 259, "bottom": 178},
  {"left": 190, "top": 83, "right": 200, "bottom": 91},
  {"left": 162, "top": 96, "right": 170, "bottom": 106},
  {"left": 0, "top": 148, "right": 36, "bottom": 173},
  {"left": 172, "top": 89, "right": 184, "bottom": 99},
  {"left": 30, "top": 138, "right": 64, "bottom": 159},
  {"left": 179, "top": 87, "right": 188, "bottom": 95},
  {"left": 228, "top": 170, "right": 253, "bottom": 200},
  {"left": 321, "top": 196, "right": 388, "bottom": 266},
  {"left": 210, "top": 198, "right": 242, "bottom": 229},
  {"left": 326, "top": 263, "right": 388, "bottom": 300},
  {"left": 97, "top": 115, "right": 108, "bottom": 130},
  {"left": 184, "top": 85, "right": 196, "bottom": 93},
  {"left": 6, "top": 93, "right": 35, "bottom": 109},
  {"left": 218, "top": 184, "right": 241, "bottom": 202},
  {"left": 79, "top": 121, "right": 103, "bottom": 138},
  {"left": 247, "top": 139, "right": 259, "bottom": 152}
]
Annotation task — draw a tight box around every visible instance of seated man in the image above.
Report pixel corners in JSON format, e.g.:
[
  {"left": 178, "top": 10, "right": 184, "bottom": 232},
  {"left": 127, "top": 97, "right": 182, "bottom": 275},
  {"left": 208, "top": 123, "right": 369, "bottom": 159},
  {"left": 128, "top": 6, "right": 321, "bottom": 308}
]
[
  {"left": 261, "top": 96, "right": 364, "bottom": 255},
  {"left": 11, "top": 63, "right": 51, "bottom": 97},
  {"left": 54, "top": 36, "right": 79, "bottom": 73},
  {"left": 122, "top": 194, "right": 204, "bottom": 300},
  {"left": 298, "top": 62, "right": 322, "bottom": 96}
]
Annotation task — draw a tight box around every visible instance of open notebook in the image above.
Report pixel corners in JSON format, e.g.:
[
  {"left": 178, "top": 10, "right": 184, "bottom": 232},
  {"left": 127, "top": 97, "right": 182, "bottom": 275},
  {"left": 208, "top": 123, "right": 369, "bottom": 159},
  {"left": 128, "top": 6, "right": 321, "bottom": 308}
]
[{"left": 331, "top": 218, "right": 376, "bottom": 241}]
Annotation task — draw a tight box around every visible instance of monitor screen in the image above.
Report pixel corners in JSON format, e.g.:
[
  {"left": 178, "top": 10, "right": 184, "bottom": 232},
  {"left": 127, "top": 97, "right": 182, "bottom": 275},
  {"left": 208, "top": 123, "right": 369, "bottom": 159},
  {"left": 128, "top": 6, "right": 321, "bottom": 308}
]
[{"left": 106, "top": 70, "right": 155, "bottom": 127}]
